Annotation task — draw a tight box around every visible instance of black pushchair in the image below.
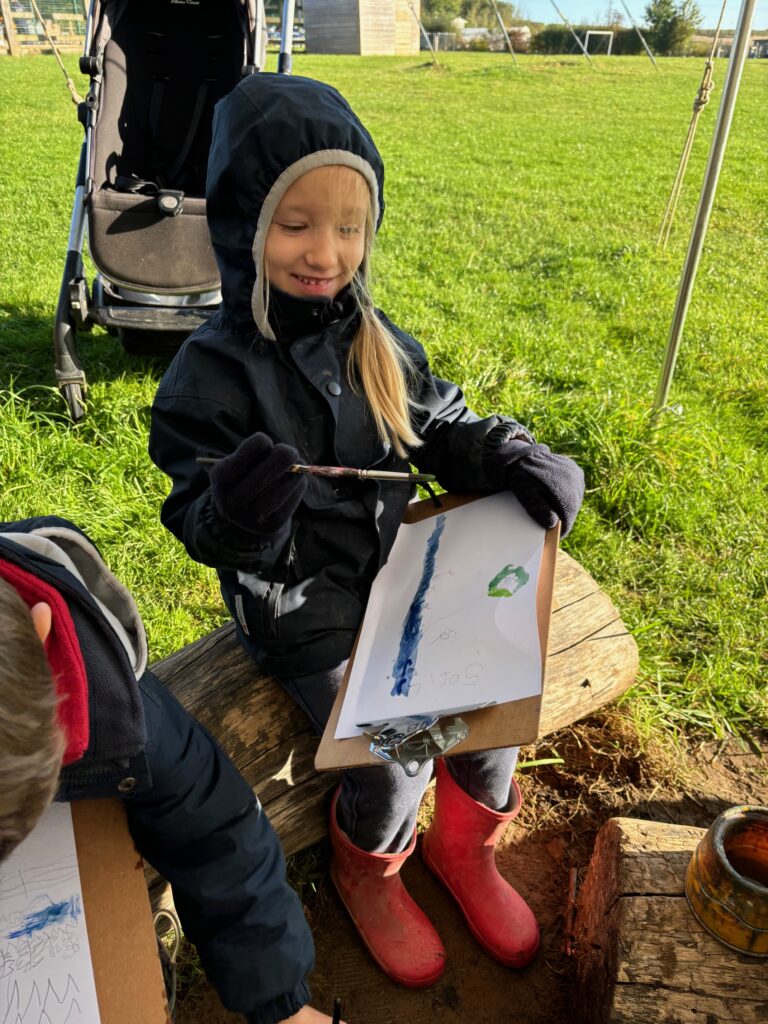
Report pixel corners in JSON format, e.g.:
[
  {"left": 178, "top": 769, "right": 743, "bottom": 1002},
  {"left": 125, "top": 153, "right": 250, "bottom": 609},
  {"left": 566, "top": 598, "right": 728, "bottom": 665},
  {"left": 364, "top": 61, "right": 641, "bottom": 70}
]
[{"left": 53, "top": 0, "right": 268, "bottom": 420}]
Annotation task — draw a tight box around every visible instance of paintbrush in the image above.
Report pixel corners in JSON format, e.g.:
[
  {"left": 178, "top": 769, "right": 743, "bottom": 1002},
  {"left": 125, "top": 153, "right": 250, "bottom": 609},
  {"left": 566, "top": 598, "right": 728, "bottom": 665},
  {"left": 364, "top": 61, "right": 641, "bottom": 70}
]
[{"left": 196, "top": 457, "right": 436, "bottom": 484}]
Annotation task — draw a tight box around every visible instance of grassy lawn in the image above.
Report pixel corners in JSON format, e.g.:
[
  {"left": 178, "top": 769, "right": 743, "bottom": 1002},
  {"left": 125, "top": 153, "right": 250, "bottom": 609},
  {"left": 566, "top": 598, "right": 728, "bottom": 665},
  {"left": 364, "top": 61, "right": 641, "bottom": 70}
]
[{"left": 0, "top": 52, "right": 766, "bottom": 743}]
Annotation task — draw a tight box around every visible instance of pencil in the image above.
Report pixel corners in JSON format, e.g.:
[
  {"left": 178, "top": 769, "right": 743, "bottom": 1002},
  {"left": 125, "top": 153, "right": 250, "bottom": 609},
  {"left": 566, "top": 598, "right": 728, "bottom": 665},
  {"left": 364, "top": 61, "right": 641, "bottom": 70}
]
[
  {"left": 195, "top": 457, "right": 436, "bottom": 484},
  {"left": 332, "top": 997, "right": 342, "bottom": 1024}
]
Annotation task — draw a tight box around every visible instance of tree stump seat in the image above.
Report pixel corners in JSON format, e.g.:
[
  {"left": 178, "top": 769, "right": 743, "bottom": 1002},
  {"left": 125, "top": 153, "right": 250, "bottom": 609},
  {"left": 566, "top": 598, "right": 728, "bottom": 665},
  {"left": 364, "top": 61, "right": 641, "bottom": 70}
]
[{"left": 151, "top": 551, "right": 639, "bottom": 857}]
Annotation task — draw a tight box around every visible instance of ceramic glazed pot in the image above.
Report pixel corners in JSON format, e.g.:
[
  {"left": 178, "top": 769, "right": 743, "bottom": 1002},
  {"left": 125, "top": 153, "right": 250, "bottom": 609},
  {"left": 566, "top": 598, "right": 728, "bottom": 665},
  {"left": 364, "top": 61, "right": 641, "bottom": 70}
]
[{"left": 685, "top": 804, "right": 768, "bottom": 956}]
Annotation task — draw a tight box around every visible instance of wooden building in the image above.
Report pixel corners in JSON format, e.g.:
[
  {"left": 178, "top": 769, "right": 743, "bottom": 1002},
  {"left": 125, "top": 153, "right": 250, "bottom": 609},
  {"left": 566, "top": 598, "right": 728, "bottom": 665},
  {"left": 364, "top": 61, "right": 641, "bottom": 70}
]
[{"left": 304, "top": 0, "right": 420, "bottom": 56}]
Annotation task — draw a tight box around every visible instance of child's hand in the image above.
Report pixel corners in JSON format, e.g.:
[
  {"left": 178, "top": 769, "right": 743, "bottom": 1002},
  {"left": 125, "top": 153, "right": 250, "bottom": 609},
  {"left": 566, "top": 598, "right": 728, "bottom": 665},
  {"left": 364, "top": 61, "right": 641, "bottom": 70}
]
[
  {"left": 492, "top": 439, "right": 584, "bottom": 537},
  {"left": 278, "top": 1006, "right": 348, "bottom": 1024},
  {"left": 208, "top": 432, "right": 307, "bottom": 536}
]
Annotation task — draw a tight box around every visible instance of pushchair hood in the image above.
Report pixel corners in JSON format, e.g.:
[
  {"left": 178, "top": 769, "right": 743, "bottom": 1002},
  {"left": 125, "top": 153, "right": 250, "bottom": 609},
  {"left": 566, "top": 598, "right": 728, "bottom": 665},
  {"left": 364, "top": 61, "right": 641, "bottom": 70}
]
[
  {"left": 206, "top": 74, "right": 385, "bottom": 336},
  {"left": 86, "top": 0, "right": 259, "bottom": 294}
]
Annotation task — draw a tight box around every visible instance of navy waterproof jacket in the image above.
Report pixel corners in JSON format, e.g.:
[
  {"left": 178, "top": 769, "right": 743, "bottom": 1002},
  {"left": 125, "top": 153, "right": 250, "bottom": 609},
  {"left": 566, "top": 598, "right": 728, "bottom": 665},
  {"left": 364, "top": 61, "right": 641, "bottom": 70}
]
[
  {"left": 149, "top": 74, "right": 532, "bottom": 678},
  {"left": 0, "top": 517, "right": 315, "bottom": 1024}
]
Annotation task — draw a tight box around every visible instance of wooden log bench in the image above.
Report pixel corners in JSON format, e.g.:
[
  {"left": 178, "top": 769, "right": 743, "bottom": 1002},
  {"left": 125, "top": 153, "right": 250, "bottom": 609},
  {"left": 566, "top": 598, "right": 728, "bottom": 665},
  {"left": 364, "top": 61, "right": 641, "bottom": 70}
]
[
  {"left": 573, "top": 817, "right": 768, "bottom": 1024},
  {"left": 151, "top": 551, "right": 639, "bottom": 857}
]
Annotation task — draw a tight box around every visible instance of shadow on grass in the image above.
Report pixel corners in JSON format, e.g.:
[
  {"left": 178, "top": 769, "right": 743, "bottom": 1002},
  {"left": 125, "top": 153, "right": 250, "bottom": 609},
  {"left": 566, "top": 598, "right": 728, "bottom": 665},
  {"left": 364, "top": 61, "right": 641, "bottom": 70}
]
[{"left": 0, "top": 304, "right": 176, "bottom": 396}]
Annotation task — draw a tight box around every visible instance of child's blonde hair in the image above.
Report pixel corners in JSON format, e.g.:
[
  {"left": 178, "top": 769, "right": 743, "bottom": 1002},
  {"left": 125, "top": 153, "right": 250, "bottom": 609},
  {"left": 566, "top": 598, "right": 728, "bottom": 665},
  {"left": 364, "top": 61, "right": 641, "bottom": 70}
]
[
  {"left": 0, "top": 580, "right": 64, "bottom": 862},
  {"left": 263, "top": 166, "right": 423, "bottom": 459},
  {"left": 346, "top": 202, "right": 422, "bottom": 458}
]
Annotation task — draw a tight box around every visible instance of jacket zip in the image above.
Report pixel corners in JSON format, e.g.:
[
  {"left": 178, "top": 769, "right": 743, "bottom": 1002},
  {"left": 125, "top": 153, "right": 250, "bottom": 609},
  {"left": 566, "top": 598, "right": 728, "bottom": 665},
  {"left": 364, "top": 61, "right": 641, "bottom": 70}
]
[{"left": 262, "top": 521, "right": 300, "bottom": 640}]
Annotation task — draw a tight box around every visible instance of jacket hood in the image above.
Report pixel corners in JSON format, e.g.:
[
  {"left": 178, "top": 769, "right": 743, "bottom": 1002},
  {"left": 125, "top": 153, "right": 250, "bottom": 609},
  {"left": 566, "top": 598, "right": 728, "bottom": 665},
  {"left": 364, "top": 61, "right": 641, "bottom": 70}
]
[{"left": 206, "top": 74, "right": 385, "bottom": 337}]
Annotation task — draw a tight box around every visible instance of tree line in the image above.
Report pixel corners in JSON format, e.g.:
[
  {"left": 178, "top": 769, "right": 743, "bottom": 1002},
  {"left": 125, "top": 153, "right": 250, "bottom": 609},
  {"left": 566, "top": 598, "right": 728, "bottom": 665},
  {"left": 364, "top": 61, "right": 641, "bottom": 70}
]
[{"left": 422, "top": 0, "right": 704, "bottom": 55}]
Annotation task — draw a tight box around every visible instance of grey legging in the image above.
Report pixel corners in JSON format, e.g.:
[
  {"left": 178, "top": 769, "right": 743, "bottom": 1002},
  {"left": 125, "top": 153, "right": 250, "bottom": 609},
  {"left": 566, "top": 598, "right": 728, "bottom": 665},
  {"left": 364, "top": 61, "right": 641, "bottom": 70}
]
[{"left": 278, "top": 662, "right": 519, "bottom": 854}]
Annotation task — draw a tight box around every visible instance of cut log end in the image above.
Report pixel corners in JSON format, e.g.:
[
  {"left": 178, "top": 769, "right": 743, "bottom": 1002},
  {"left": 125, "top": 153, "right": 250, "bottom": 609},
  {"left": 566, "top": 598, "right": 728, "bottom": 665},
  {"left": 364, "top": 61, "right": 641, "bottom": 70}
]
[{"left": 574, "top": 817, "right": 768, "bottom": 1024}]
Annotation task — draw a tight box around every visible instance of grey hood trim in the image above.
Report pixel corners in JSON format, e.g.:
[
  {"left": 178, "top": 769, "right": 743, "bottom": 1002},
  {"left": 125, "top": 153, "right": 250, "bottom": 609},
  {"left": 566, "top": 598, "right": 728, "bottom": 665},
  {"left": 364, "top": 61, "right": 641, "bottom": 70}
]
[
  {"left": 0, "top": 527, "right": 148, "bottom": 679},
  {"left": 251, "top": 149, "right": 379, "bottom": 340}
]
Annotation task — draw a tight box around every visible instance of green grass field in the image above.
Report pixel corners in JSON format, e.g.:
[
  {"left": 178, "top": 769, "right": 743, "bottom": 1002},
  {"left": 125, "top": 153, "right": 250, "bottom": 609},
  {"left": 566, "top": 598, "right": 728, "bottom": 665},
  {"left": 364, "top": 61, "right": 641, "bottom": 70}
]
[{"left": 0, "top": 52, "right": 766, "bottom": 742}]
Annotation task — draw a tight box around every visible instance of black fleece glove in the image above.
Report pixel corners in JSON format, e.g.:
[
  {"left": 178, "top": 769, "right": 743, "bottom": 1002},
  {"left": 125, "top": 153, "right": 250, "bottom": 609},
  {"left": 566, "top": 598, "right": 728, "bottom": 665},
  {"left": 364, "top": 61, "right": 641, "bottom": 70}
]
[
  {"left": 208, "top": 432, "right": 307, "bottom": 537},
  {"left": 488, "top": 439, "right": 585, "bottom": 537}
]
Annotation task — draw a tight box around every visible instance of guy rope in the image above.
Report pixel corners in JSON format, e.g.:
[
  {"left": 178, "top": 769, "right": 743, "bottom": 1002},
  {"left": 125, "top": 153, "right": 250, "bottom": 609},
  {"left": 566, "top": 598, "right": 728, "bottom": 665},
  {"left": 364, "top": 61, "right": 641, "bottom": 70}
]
[{"left": 657, "top": 0, "right": 728, "bottom": 249}]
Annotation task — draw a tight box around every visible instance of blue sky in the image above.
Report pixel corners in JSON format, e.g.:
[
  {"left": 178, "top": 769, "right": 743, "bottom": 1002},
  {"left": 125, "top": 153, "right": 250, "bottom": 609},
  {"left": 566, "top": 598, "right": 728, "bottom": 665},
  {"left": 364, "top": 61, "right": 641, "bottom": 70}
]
[{"left": 516, "top": 0, "right": 768, "bottom": 30}]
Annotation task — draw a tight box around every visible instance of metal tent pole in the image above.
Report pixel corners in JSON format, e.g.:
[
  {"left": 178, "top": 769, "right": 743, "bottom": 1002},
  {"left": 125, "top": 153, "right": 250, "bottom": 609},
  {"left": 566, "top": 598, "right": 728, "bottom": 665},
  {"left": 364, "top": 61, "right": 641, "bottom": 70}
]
[
  {"left": 651, "top": 0, "right": 757, "bottom": 425},
  {"left": 549, "top": 0, "right": 594, "bottom": 66},
  {"left": 278, "top": 0, "right": 296, "bottom": 74},
  {"left": 489, "top": 0, "right": 518, "bottom": 65},
  {"left": 618, "top": 0, "right": 659, "bottom": 71},
  {"left": 408, "top": 0, "right": 440, "bottom": 66}
]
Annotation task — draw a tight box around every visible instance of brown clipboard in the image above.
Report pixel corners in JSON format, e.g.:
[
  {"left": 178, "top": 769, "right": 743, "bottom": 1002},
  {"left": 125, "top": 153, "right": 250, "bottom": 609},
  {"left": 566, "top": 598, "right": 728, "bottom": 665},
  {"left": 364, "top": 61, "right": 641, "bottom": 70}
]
[
  {"left": 72, "top": 800, "right": 170, "bottom": 1023},
  {"left": 315, "top": 493, "right": 559, "bottom": 771}
]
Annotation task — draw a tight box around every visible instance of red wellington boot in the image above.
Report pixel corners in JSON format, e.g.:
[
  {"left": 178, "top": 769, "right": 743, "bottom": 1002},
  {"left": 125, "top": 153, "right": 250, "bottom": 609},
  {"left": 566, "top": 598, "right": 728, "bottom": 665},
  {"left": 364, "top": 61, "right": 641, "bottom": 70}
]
[
  {"left": 329, "top": 788, "right": 446, "bottom": 987},
  {"left": 421, "top": 759, "right": 540, "bottom": 967}
]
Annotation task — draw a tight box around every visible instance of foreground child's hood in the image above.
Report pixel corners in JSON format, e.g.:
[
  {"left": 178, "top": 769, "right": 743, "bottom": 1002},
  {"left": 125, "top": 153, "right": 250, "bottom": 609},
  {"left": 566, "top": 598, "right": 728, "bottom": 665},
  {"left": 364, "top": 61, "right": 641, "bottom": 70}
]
[{"left": 206, "top": 74, "right": 385, "bottom": 336}]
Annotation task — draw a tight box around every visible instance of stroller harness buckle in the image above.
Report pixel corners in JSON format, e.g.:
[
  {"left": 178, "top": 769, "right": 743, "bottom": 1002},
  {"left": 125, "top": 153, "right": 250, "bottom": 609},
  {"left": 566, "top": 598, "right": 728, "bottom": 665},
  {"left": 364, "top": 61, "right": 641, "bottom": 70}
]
[
  {"left": 157, "top": 191, "right": 184, "bottom": 217},
  {"left": 113, "top": 176, "right": 184, "bottom": 217}
]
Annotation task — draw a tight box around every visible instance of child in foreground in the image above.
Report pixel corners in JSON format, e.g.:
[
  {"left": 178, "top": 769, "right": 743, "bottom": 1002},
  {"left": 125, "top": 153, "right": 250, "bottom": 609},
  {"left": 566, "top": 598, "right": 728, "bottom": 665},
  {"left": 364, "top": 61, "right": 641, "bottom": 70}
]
[
  {"left": 150, "top": 75, "right": 584, "bottom": 987},
  {"left": 0, "top": 516, "right": 341, "bottom": 1024}
]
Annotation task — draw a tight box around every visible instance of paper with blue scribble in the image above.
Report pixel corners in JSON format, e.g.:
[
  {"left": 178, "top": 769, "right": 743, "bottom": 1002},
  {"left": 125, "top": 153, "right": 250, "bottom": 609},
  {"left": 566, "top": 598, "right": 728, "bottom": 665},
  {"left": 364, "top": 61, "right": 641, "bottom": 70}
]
[
  {"left": 336, "top": 492, "right": 545, "bottom": 738},
  {"left": 0, "top": 802, "right": 101, "bottom": 1023}
]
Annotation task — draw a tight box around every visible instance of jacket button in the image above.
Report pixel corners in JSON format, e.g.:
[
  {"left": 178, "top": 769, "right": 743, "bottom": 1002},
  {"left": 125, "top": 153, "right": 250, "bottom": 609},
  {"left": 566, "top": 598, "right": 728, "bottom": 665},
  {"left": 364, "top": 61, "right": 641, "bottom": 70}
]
[
  {"left": 118, "top": 777, "right": 137, "bottom": 794},
  {"left": 327, "top": 381, "right": 341, "bottom": 396}
]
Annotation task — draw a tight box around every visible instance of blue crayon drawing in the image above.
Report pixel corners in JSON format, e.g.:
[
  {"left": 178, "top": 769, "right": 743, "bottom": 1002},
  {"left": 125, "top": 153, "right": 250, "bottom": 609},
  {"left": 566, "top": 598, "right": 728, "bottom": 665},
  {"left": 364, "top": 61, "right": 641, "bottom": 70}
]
[
  {"left": 6, "top": 895, "right": 81, "bottom": 940},
  {"left": 391, "top": 514, "right": 447, "bottom": 697}
]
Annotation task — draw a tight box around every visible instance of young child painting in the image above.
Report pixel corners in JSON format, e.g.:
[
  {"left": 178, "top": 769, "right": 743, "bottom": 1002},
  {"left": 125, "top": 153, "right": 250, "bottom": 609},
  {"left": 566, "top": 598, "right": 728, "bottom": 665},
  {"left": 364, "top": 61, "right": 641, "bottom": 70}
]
[{"left": 149, "top": 74, "right": 584, "bottom": 987}]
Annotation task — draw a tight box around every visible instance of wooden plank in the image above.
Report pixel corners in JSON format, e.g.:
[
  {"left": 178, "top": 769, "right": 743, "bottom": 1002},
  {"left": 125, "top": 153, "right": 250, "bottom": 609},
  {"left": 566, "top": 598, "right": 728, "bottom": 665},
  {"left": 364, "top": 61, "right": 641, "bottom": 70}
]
[
  {"left": 611, "top": 986, "right": 768, "bottom": 1024},
  {"left": 611, "top": 816, "right": 704, "bottom": 894},
  {"left": 0, "top": 0, "right": 19, "bottom": 56},
  {"left": 12, "top": 42, "right": 82, "bottom": 52},
  {"left": 304, "top": 0, "right": 361, "bottom": 54},
  {"left": 574, "top": 817, "right": 768, "bottom": 1024},
  {"left": 359, "top": 0, "right": 396, "bottom": 55},
  {"left": 395, "top": 0, "right": 419, "bottom": 54},
  {"left": 617, "top": 897, "right": 766, "bottom": 991},
  {"left": 550, "top": 550, "right": 600, "bottom": 611}
]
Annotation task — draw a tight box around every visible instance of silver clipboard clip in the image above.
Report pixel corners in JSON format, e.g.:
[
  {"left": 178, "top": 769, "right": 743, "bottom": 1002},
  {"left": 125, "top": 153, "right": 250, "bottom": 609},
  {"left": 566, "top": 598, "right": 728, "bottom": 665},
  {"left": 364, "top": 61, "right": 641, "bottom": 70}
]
[{"left": 360, "top": 714, "right": 471, "bottom": 777}]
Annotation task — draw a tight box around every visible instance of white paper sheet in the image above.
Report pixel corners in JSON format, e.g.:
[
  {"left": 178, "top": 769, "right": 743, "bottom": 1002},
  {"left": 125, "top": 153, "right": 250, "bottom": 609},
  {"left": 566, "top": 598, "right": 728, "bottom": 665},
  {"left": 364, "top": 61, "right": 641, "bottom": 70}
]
[
  {"left": 0, "top": 803, "right": 101, "bottom": 1024},
  {"left": 336, "top": 492, "right": 545, "bottom": 738}
]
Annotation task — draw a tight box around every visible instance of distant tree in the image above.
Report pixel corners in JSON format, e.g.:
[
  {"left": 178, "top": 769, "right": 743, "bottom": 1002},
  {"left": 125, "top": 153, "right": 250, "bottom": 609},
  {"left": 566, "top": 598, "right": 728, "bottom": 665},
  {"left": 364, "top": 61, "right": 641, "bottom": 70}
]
[
  {"left": 422, "top": 0, "right": 464, "bottom": 32},
  {"left": 644, "top": 0, "right": 702, "bottom": 53},
  {"left": 601, "top": 2, "right": 625, "bottom": 26},
  {"left": 460, "top": 1, "right": 519, "bottom": 28},
  {"left": 422, "top": 0, "right": 519, "bottom": 31},
  {"left": 678, "top": 0, "right": 703, "bottom": 28}
]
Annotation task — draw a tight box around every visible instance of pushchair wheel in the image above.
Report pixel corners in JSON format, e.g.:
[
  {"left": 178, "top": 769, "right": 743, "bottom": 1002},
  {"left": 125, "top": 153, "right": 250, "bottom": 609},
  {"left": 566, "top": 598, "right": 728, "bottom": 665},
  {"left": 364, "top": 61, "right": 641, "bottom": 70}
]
[
  {"left": 117, "top": 328, "right": 189, "bottom": 358},
  {"left": 62, "top": 382, "right": 86, "bottom": 422}
]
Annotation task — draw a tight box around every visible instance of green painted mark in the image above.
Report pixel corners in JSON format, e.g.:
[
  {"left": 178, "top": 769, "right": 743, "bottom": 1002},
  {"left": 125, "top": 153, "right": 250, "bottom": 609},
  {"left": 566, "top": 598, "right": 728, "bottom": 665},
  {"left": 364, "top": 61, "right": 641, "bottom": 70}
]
[{"left": 487, "top": 564, "right": 529, "bottom": 598}]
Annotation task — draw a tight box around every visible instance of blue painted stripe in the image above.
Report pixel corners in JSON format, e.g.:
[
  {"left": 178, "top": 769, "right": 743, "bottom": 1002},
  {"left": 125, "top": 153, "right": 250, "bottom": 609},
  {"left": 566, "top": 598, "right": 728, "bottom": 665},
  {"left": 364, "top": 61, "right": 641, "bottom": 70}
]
[
  {"left": 391, "top": 514, "right": 447, "bottom": 697},
  {"left": 6, "top": 896, "right": 81, "bottom": 939}
]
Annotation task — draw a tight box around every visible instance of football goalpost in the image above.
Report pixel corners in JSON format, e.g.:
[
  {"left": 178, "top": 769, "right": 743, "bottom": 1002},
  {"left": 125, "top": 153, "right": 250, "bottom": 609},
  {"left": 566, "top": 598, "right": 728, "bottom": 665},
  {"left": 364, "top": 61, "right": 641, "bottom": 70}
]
[{"left": 584, "top": 29, "right": 614, "bottom": 54}]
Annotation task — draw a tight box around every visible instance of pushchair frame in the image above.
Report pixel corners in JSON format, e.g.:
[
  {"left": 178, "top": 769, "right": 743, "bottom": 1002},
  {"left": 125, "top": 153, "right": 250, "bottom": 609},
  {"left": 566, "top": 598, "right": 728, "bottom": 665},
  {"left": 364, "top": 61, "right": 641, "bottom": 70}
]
[{"left": 53, "top": 0, "right": 270, "bottom": 420}]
